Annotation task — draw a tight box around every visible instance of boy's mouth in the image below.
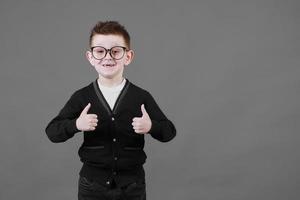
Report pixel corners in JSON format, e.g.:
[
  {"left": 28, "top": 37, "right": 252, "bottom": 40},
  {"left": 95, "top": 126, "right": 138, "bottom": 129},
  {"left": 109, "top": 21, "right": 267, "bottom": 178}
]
[{"left": 102, "top": 64, "right": 116, "bottom": 68}]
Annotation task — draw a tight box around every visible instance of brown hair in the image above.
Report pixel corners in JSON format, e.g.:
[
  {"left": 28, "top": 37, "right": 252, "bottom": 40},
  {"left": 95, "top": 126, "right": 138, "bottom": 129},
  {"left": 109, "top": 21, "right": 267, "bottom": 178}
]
[{"left": 89, "top": 21, "right": 131, "bottom": 49}]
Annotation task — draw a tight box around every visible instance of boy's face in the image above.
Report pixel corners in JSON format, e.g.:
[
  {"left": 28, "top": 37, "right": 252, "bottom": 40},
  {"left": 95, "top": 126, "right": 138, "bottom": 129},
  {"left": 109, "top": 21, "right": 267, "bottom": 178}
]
[{"left": 86, "top": 34, "right": 134, "bottom": 80}]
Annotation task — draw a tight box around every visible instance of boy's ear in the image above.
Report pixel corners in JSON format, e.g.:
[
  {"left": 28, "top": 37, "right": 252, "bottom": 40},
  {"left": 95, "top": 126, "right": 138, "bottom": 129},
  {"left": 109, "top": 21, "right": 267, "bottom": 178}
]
[
  {"left": 86, "top": 50, "right": 94, "bottom": 66},
  {"left": 124, "top": 49, "right": 134, "bottom": 66}
]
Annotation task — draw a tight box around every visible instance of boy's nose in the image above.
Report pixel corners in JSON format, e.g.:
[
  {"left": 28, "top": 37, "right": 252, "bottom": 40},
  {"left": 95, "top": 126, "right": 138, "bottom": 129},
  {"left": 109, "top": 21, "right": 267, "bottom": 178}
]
[{"left": 104, "top": 51, "right": 113, "bottom": 59}]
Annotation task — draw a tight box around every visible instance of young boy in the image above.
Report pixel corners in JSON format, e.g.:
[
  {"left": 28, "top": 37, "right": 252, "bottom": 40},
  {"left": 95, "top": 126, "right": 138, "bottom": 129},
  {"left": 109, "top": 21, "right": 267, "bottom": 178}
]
[{"left": 45, "top": 21, "right": 176, "bottom": 200}]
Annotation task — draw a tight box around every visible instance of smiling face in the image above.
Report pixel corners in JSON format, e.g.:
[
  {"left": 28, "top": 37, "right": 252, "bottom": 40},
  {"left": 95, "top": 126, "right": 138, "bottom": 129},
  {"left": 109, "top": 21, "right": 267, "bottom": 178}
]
[{"left": 86, "top": 34, "right": 134, "bottom": 82}]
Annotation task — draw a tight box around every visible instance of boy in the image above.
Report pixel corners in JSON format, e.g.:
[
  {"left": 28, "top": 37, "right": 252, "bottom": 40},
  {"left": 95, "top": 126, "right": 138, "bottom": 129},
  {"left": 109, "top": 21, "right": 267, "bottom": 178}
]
[{"left": 45, "top": 21, "right": 176, "bottom": 200}]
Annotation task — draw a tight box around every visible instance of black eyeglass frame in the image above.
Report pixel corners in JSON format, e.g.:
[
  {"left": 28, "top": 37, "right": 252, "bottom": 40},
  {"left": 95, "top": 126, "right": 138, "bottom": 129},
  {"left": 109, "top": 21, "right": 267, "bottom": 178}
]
[{"left": 90, "top": 46, "right": 129, "bottom": 60}]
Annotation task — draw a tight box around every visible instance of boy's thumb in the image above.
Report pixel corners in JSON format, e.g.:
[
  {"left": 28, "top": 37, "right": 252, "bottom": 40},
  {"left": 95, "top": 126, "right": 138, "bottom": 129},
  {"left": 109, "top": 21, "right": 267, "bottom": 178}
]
[
  {"left": 81, "top": 103, "right": 91, "bottom": 115},
  {"left": 141, "top": 104, "right": 147, "bottom": 116}
]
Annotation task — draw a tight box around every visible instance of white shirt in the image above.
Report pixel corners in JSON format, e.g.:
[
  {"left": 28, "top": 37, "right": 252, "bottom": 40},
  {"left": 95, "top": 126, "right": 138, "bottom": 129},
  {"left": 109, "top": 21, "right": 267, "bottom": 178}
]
[{"left": 98, "top": 78, "right": 126, "bottom": 110}]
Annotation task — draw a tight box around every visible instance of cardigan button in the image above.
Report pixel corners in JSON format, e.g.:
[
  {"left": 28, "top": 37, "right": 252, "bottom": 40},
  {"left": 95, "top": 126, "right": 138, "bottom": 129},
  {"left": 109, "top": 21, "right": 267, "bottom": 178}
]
[
  {"left": 106, "top": 181, "right": 110, "bottom": 185},
  {"left": 111, "top": 117, "right": 115, "bottom": 121},
  {"left": 113, "top": 138, "right": 117, "bottom": 142}
]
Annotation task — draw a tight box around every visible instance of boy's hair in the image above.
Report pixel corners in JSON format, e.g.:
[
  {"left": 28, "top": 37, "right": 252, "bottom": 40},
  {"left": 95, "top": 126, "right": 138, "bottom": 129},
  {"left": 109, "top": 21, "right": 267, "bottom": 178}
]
[{"left": 89, "top": 21, "right": 131, "bottom": 49}]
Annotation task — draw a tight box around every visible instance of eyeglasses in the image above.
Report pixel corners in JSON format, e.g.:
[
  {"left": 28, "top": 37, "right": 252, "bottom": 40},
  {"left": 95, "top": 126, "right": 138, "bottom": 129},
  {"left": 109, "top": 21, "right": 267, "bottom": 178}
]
[{"left": 90, "top": 46, "right": 129, "bottom": 60}]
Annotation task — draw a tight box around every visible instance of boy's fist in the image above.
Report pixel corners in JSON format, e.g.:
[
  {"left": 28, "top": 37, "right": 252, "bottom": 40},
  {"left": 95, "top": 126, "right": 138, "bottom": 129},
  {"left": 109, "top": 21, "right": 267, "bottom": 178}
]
[
  {"left": 132, "top": 104, "right": 152, "bottom": 134},
  {"left": 76, "top": 103, "right": 98, "bottom": 131}
]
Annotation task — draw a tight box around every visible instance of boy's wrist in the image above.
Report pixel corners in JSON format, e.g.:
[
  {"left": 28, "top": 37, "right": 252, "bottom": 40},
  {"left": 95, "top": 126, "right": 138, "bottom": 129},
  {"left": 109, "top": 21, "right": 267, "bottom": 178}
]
[
  {"left": 66, "top": 118, "right": 81, "bottom": 136},
  {"left": 148, "top": 120, "right": 160, "bottom": 135}
]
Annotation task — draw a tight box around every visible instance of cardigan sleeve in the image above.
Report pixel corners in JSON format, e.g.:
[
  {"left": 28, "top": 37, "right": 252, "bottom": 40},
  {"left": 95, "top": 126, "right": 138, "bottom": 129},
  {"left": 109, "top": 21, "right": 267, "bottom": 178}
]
[
  {"left": 144, "top": 91, "right": 176, "bottom": 142},
  {"left": 45, "top": 91, "right": 82, "bottom": 143}
]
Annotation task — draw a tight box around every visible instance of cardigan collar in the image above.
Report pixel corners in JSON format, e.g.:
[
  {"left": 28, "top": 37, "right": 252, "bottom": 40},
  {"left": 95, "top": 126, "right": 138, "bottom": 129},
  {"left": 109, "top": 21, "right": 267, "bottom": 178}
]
[{"left": 92, "top": 78, "right": 130, "bottom": 115}]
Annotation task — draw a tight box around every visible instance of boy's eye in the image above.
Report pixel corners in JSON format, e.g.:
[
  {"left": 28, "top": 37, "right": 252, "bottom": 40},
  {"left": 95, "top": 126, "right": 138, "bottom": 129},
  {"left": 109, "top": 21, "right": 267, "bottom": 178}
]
[
  {"left": 96, "top": 50, "right": 105, "bottom": 53},
  {"left": 112, "top": 50, "right": 120, "bottom": 54}
]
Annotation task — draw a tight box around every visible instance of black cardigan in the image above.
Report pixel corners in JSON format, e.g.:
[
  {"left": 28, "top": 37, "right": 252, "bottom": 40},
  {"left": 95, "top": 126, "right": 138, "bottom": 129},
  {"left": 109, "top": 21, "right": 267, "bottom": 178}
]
[{"left": 45, "top": 79, "right": 176, "bottom": 185}]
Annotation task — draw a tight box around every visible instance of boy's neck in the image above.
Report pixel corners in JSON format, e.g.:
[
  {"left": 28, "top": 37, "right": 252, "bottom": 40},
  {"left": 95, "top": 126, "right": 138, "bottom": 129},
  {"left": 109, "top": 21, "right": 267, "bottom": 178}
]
[{"left": 97, "top": 76, "right": 125, "bottom": 87}]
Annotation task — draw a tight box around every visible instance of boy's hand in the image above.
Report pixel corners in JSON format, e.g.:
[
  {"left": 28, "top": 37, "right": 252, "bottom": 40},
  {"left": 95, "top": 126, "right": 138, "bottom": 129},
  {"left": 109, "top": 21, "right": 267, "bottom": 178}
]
[
  {"left": 76, "top": 103, "right": 98, "bottom": 131},
  {"left": 132, "top": 104, "right": 152, "bottom": 134}
]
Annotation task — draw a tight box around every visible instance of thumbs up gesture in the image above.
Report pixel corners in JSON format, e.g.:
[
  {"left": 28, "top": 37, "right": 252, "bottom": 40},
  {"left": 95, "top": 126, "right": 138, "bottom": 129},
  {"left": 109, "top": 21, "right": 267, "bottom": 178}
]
[
  {"left": 132, "top": 104, "right": 152, "bottom": 134},
  {"left": 76, "top": 103, "right": 98, "bottom": 131}
]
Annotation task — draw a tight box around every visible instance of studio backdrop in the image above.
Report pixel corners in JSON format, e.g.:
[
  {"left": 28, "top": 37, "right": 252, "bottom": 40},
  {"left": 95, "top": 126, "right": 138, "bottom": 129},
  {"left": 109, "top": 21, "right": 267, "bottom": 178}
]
[{"left": 1, "top": 0, "right": 300, "bottom": 199}]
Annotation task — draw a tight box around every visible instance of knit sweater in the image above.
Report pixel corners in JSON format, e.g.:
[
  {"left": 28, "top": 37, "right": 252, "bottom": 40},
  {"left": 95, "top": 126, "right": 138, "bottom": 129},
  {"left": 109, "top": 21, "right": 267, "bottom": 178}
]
[{"left": 45, "top": 78, "right": 176, "bottom": 186}]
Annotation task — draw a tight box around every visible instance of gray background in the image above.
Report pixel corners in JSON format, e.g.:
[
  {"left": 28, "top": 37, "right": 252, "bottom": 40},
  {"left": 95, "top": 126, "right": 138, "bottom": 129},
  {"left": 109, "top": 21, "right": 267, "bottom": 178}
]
[{"left": 1, "top": 0, "right": 300, "bottom": 199}]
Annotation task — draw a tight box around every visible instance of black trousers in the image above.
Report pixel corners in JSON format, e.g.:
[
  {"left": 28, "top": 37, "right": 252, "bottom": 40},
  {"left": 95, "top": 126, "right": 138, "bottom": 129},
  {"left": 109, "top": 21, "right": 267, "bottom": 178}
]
[{"left": 78, "top": 176, "right": 146, "bottom": 200}]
